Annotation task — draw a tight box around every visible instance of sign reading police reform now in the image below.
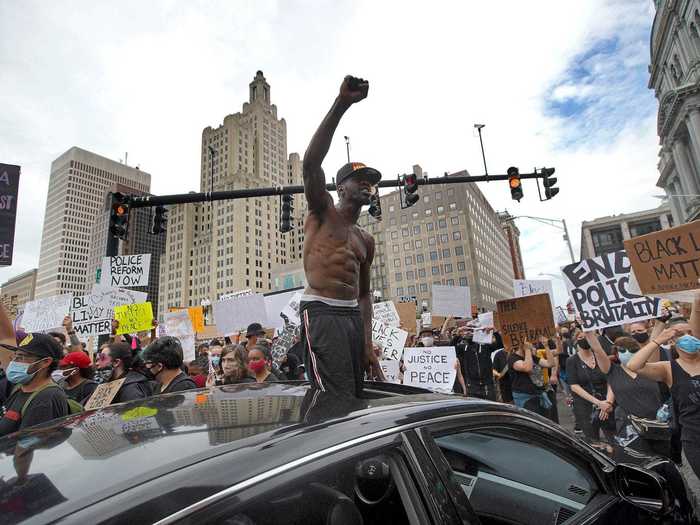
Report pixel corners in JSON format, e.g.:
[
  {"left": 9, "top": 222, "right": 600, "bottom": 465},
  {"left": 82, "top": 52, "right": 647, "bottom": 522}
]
[
  {"left": 101, "top": 254, "right": 151, "bottom": 288},
  {"left": 0, "top": 164, "right": 20, "bottom": 266},
  {"left": 562, "top": 250, "right": 661, "bottom": 332}
]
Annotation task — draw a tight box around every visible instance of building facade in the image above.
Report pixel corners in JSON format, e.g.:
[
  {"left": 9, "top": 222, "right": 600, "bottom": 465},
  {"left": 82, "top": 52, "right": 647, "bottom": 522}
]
[
  {"left": 497, "top": 212, "right": 526, "bottom": 280},
  {"left": 157, "top": 72, "right": 304, "bottom": 318},
  {"left": 0, "top": 268, "right": 37, "bottom": 318},
  {"left": 35, "top": 147, "right": 151, "bottom": 299},
  {"left": 359, "top": 166, "right": 515, "bottom": 312},
  {"left": 650, "top": 0, "right": 700, "bottom": 223},
  {"left": 579, "top": 203, "right": 673, "bottom": 259}
]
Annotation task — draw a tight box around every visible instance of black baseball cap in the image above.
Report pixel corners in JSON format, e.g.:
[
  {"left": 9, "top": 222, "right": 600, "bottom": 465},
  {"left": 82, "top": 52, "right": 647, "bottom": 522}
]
[
  {"left": 336, "top": 162, "right": 382, "bottom": 187},
  {"left": 0, "top": 333, "right": 64, "bottom": 361},
  {"left": 246, "top": 323, "right": 266, "bottom": 337}
]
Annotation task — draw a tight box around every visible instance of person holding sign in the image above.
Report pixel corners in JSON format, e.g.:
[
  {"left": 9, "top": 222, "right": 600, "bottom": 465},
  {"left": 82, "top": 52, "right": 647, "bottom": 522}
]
[
  {"left": 508, "top": 340, "right": 555, "bottom": 418},
  {"left": 300, "top": 75, "right": 384, "bottom": 397}
]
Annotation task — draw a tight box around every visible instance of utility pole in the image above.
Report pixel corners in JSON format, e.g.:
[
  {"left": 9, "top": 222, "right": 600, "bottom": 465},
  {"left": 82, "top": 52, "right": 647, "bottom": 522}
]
[
  {"left": 344, "top": 136, "right": 350, "bottom": 163},
  {"left": 474, "top": 124, "right": 488, "bottom": 177},
  {"left": 562, "top": 219, "right": 575, "bottom": 263},
  {"left": 502, "top": 213, "right": 575, "bottom": 263}
]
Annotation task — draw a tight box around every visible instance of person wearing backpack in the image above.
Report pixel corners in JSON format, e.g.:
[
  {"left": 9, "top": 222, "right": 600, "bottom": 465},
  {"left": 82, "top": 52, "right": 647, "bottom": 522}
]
[
  {"left": 0, "top": 333, "right": 71, "bottom": 437},
  {"left": 95, "top": 342, "right": 153, "bottom": 404}
]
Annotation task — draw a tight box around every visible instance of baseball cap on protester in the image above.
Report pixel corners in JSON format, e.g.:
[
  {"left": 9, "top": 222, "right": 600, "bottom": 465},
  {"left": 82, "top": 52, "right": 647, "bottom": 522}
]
[
  {"left": 0, "top": 333, "right": 64, "bottom": 361},
  {"left": 246, "top": 323, "right": 266, "bottom": 338},
  {"left": 336, "top": 162, "right": 382, "bottom": 187},
  {"left": 59, "top": 351, "right": 92, "bottom": 369}
]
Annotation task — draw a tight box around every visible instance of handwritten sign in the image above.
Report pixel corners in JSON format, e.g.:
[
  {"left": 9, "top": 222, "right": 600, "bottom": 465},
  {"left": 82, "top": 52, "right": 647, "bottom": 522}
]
[
  {"left": 421, "top": 312, "right": 432, "bottom": 328},
  {"left": 263, "top": 289, "right": 302, "bottom": 330},
  {"left": 431, "top": 285, "right": 471, "bottom": 317},
  {"left": 83, "top": 378, "right": 126, "bottom": 410},
  {"left": 101, "top": 254, "right": 151, "bottom": 288},
  {"left": 114, "top": 302, "right": 153, "bottom": 334},
  {"left": 271, "top": 323, "right": 299, "bottom": 362},
  {"left": 379, "top": 360, "right": 401, "bottom": 384},
  {"left": 403, "top": 347, "right": 456, "bottom": 394},
  {"left": 562, "top": 250, "right": 660, "bottom": 332},
  {"left": 219, "top": 288, "right": 253, "bottom": 300},
  {"left": 0, "top": 164, "right": 20, "bottom": 266},
  {"left": 22, "top": 295, "right": 73, "bottom": 332},
  {"left": 213, "top": 293, "right": 268, "bottom": 335},
  {"left": 372, "top": 319, "right": 408, "bottom": 360},
  {"left": 373, "top": 301, "right": 400, "bottom": 327},
  {"left": 179, "top": 333, "right": 196, "bottom": 363},
  {"left": 70, "top": 294, "right": 112, "bottom": 337},
  {"left": 624, "top": 221, "right": 700, "bottom": 301},
  {"left": 473, "top": 312, "right": 494, "bottom": 344},
  {"left": 496, "top": 294, "right": 556, "bottom": 352},
  {"left": 397, "top": 302, "right": 417, "bottom": 334}
]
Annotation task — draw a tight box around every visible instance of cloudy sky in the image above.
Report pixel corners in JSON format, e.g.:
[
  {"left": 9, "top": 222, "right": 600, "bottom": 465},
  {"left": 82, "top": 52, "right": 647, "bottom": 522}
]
[{"left": 1, "top": 0, "right": 660, "bottom": 306}]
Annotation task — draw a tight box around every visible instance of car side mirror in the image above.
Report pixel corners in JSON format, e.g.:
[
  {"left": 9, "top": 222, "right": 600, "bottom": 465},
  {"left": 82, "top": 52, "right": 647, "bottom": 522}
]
[{"left": 614, "top": 463, "right": 670, "bottom": 514}]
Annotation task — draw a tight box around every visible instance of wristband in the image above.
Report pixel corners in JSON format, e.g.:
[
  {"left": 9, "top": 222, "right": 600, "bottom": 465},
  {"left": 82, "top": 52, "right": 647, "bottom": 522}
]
[{"left": 652, "top": 339, "right": 661, "bottom": 347}]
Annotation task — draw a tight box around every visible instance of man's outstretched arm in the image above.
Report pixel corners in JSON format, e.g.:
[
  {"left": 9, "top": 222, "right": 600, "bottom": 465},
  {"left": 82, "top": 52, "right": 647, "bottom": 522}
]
[
  {"left": 303, "top": 76, "right": 368, "bottom": 213},
  {"left": 359, "top": 234, "right": 384, "bottom": 381}
]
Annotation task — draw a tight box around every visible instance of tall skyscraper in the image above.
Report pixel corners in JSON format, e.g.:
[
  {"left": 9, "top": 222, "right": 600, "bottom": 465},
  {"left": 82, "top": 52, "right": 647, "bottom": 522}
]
[
  {"left": 497, "top": 212, "right": 526, "bottom": 280},
  {"left": 157, "top": 71, "right": 304, "bottom": 318},
  {"left": 35, "top": 147, "right": 151, "bottom": 298}
]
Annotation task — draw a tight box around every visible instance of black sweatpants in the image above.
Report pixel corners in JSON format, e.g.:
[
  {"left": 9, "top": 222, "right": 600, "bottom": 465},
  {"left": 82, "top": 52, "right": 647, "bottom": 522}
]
[{"left": 300, "top": 301, "right": 364, "bottom": 397}]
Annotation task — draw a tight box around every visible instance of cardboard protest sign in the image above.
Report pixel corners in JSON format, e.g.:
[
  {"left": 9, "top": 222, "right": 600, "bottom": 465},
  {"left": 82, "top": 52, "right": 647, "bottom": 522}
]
[
  {"left": 496, "top": 294, "right": 556, "bottom": 352},
  {"left": 403, "top": 347, "right": 456, "bottom": 394},
  {"left": 0, "top": 164, "right": 20, "bottom": 266},
  {"left": 114, "top": 302, "right": 153, "bottom": 335},
  {"left": 562, "top": 250, "right": 661, "bottom": 332},
  {"left": 397, "top": 302, "right": 417, "bottom": 334},
  {"left": 372, "top": 319, "right": 408, "bottom": 360},
  {"left": 431, "top": 285, "right": 471, "bottom": 317},
  {"left": 624, "top": 222, "right": 700, "bottom": 301},
  {"left": 101, "top": 254, "right": 151, "bottom": 288},
  {"left": 473, "top": 312, "right": 494, "bottom": 344},
  {"left": 373, "top": 301, "right": 400, "bottom": 327},
  {"left": 213, "top": 293, "right": 268, "bottom": 336},
  {"left": 83, "top": 378, "right": 126, "bottom": 410},
  {"left": 23, "top": 295, "right": 73, "bottom": 332},
  {"left": 380, "top": 360, "right": 401, "bottom": 384}
]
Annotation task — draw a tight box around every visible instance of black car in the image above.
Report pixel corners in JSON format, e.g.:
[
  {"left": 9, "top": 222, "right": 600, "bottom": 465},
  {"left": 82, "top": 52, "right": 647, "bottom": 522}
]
[{"left": 0, "top": 382, "right": 695, "bottom": 524}]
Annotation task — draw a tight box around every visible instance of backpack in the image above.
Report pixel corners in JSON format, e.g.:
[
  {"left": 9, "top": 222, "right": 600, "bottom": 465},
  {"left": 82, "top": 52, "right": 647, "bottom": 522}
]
[{"left": 12, "top": 383, "right": 84, "bottom": 419}]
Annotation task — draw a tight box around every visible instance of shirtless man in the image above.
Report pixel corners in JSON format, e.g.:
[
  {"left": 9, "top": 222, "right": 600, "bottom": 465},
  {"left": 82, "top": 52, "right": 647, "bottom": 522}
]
[{"left": 301, "top": 75, "right": 384, "bottom": 397}]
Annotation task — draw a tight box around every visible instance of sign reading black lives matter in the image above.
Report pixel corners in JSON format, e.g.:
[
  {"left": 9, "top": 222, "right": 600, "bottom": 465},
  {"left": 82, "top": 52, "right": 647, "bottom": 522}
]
[
  {"left": 562, "top": 250, "right": 661, "bottom": 332},
  {"left": 0, "top": 164, "right": 20, "bottom": 266},
  {"left": 101, "top": 254, "right": 151, "bottom": 288}
]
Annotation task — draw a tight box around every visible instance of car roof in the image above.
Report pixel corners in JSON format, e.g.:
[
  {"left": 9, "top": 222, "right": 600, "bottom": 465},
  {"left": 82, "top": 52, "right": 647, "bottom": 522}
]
[{"left": 0, "top": 382, "right": 510, "bottom": 524}]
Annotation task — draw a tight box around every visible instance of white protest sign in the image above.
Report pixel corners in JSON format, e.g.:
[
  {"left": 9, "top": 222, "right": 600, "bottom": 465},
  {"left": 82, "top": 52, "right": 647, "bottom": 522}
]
[
  {"left": 372, "top": 319, "right": 408, "bottom": 360},
  {"left": 213, "top": 293, "right": 268, "bottom": 335},
  {"left": 101, "top": 254, "right": 151, "bottom": 288},
  {"left": 178, "top": 333, "right": 196, "bottom": 363},
  {"left": 431, "top": 285, "right": 471, "bottom": 317},
  {"left": 219, "top": 288, "right": 253, "bottom": 301},
  {"left": 379, "top": 360, "right": 401, "bottom": 384},
  {"left": 70, "top": 295, "right": 112, "bottom": 337},
  {"left": 473, "top": 312, "right": 494, "bottom": 345},
  {"left": 372, "top": 301, "right": 400, "bottom": 328},
  {"left": 561, "top": 250, "right": 661, "bottom": 332},
  {"left": 403, "top": 347, "right": 457, "bottom": 394},
  {"left": 164, "top": 310, "right": 194, "bottom": 337},
  {"left": 22, "top": 295, "right": 73, "bottom": 332},
  {"left": 90, "top": 285, "right": 148, "bottom": 308},
  {"left": 421, "top": 312, "right": 432, "bottom": 328},
  {"left": 263, "top": 288, "right": 303, "bottom": 330}
]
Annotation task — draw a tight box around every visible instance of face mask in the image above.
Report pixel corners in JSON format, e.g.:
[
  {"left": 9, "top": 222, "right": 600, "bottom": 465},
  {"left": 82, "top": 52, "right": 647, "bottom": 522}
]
[
  {"left": 210, "top": 356, "right": 221, "bottom": 368},
  {"left": 51, "top": 370, "right": 66, "bottom": 383},
  {"left": 421, "top": 337, "right": 434, "bottom": 347},
  {"left": 7, "top": 361, "right": 40, "bottom": 385},
  {"left": 94, "top": 365, "right": 114, "bottom": 384},
  {"left": 143, "top": 365, "right": 161, "bottom": 381},
  {"left": 676, "top": 335, "right": 700, "bottom": 354},
  {"left": 617, "top": 350, "right": 633, "bottom": 367},
  {"left": 249, "top": 360, "right": 266, "bottom": 373},
  {"left": 631, "top": 332, "right": 650, "bottom": 344},
  {"left": 577, "top": 339, "right": 591, "bottom": 351}
]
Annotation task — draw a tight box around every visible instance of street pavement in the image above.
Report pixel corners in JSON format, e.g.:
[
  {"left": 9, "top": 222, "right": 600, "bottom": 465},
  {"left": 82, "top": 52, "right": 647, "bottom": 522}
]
[{"left": 553, "top": 389, "right": 700, "bottom": 510}]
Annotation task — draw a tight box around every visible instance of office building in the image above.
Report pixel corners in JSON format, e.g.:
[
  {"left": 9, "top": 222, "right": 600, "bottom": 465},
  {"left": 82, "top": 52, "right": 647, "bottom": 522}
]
[
  {"left": 497, "top": 212, "right": 526, "bottom": 280},
  {"left": 0, "top": 268, "right": 37, "bottom": 318},
  {"left": 35, "top": 147, "right": 150, "bottom": 298}
]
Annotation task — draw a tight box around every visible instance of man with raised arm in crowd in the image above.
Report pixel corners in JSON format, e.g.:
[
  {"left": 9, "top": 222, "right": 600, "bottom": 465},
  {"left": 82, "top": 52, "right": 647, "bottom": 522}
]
[{"left": 300, "top": 75, "right": 384, "bottom": 397}]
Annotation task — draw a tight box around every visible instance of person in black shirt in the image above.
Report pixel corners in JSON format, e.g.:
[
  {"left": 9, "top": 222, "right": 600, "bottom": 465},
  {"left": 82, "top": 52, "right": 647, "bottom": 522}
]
[
  {"left": 54, "top": 351, "right": 97, "bottom": 404},
  {"left": 492, "top": 347, "right": 513, "bottom": 403},
  {"left": 509, "top": 341, "right": 554, "bottom": 417},
  {"left": 141, "top": 337, "right": 198, "bottom": 395},
  {"left": 452, "top": 326, "right": 496, "bottom": 401},
  {"left": 96, "top": 342, "right": 154, "bottom": 404},
  {"left": 248, "top": 346, "right": 280, "bottom": 383},
  {"left": 0, "top": 333, "right": 69, "bottom": 437}
]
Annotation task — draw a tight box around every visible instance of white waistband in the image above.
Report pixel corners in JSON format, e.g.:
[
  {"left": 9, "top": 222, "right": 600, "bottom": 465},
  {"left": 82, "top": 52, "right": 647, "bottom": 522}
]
[{"left": 300, "top": 294, "right": 359, "bottom": 307}]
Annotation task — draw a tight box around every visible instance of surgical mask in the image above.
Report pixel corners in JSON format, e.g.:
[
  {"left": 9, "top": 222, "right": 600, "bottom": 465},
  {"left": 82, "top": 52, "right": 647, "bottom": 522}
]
[
  {"left": 577, "top": 339, "right": 590, "bottom": 351},
  {"left": 51, "top": 370, "right": 66, "bottom": 383},
  {"left": 143, "top": 365, "right": 161, "bottom": 381},
  {"left": 676, "top": 335, "right": 700, "bottom": 354},
  {"left": 421, "top": 337, "right": 434, "bottom": 347},
  {"left": 631, "top": 332, "right": 650, "bottom": 344},
  {"left": 210, "top": 356, "right": 221, "bottom": 368},
  {"left": 7, "top": 361, "right": 39, "bottom": 385},
  {"left": 617, "top": 350, "right": 633, "bottom": 367},
  {"left": 249, "top": 360, "right": 266, "bottom": 373}
]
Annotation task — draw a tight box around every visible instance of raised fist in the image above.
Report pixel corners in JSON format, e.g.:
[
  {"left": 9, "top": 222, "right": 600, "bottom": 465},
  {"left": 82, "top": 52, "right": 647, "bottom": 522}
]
[{"left": 339, "top": 75, "right": 369, "bottom": 105}]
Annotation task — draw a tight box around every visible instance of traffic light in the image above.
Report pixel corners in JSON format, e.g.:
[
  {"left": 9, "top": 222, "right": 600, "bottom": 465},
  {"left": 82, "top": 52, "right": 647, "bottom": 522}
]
[
  {"left": 401, "top": 173, "right": 419, "bottom": 208},
  {"left": 109, "top": 192, "right": 130, "bottom": 240},
  {"left": 280, "top": 193, "right": 293, "bottom": 233},
  {"left": 151, "top": 205, "right": 168, "bottom": 235},
  {"left": 508, "top": 166, "right": 523, "bottom": 202},
  {"left": 541, "top": 167, "right": 559, "bottom": 200},
  {"left": 368, "top": 193, "right": 382, "bottom": 221}
]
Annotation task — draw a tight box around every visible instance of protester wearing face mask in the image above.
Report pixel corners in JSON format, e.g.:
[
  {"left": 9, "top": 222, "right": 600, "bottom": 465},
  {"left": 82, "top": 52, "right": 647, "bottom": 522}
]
[
  {"left": 217, "top": 345, "right": 255, "bottom": 385},
  {"left": 491, "top": 333, "right": 513, "bottom": 403},
  {"left": 208, "top": 340, "right": 224, "bottom": 368},
  {"left": 54, "top": 351, "right": 97, "bottom": 404},
  {"left": 451, "top": 325, "right": 497, "bottom": 401},
  {"left": 141, "top": 337, "right": 197, "bottom": 395},
  {"left": 566, "top": 330, "right": 615, "bottom": 443},
  {"left": 96, "top": 343, "right": 153, "bottom": 404},
  {"left": 508, "top": 341, "right": 554, "bottom": 417},
  {"left": 0, "top": 334, "right": 69, "bottom": 437},
  {"left": 248, "top": 345, "right": 279, "bottom": 383},
  {"left": 417, "top": 328, "right": 435, "bottom": 348}
]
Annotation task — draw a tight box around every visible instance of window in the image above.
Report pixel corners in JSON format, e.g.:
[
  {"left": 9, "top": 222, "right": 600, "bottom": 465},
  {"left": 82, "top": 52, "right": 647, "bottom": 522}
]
[
  {"left": 406, "top": 270, "right": 414, "bottom": 280},
  {"left": 451, "top": 216, "right": 459, "bottom": 225},
  {"left": 400, "top": 214, "right": 408, "bottom": 224},
  {"left": 420, "top": 283, "right": 428, "bottom": 292},
  {"left": 412, "top": 212, "right": 419, "bottom": 219},
  {"left": 440, "top": 234, "right": 449, "bottom": 243},
  {"left": 437, "top": 205, "right": 445, "bottom": 214},
  {"left": 435, "top": 191, "right": 442, "bottom": 200},
  {"left": 413, "top": 225, "right": 421, "bottom": 234},
  {"left": 403, "top": 241, "right": 412, "bottom": 250},
  {"left": 453, "top": 231, "right": 462, "bottom": 241},
  {"left": 428, "top": 237, "right": 437, "bottom": 246},
  {"left": 395, "top": 272, "right": 403, "bottom": 281},
  {"left": 446, "top": 279, "right": 455, "bottom": 285},
  {"left": 449, "top": 202, "right": 457, "bottom": 210},
  {"left": 430, "top": 251, "right": 438, "bottom": 261},
  {"left": 393, "top": 258, "right": 401, "bottom": 268},
  {"left": 590, "top": 226, "right": 624, "bottom": 256},
  {"left": 415, "top": 240, "right": 423, "bottom": 249},
  {"left": 408, "top": 285, "right": 416, "bottom": 294},
  {"left": 455, "top": 246, "right": 464, "bottom": 256},
  {"left": 392, "top": 244, "right": 400, "bottom": 253},
  {"left": 405, "top": 256, "right": 413, "bottom": 266},
  {"left": 442, "top": 248, "right": 450, "bottom": 258},
  {"left": 457, "top": 261, "right": 466, "bottom": 271},
  {"left": 402, "top": 228, "right": 409, "bottom": 238},
  {"left": 416, "top": 254, "right": 424, "bottom": 263},
  {"left": 438, "top": 218, "right": 447, "bottom": 229},
  {"left": 432, "top": 266, "right": 440, "bottom": 275},
  {"left": 445, "top": 263, "right": 453, "bottom": 273},
  {"left": 389, "top": 205, "right": 395, "bottom": 212},
  {"left": 423, "top": 195, "right": 430, "bottom": 203},
  {"left": 425, "top": 209, "right": 432, "bottom": 216},
  {"left": 459, "top": 277, "right": 468, "bottom": 286},
  {"left": 447, "top": 188, "right": 455, "bottom": 197},
  {"left": 418, "top": 268, "right": 426, "bottom": 278},
  {"left": 391, "top": 231, "right": 398, "bottom": 240},
  {"left": 629, "top": 219, "right": 662, "bottom": 238},
  {"left": 427, "top": 222, "right": 434, "bottom": 231},
  {"left": 397, "top": 287, "right": 404, "bottom": 295}
]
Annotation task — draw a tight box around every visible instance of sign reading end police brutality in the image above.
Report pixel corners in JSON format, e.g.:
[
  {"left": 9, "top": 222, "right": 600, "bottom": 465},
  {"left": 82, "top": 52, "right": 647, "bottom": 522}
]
[
  {"left": 101, "top": 254, "right": 151, "bottom": 288},
  {"left": 562, "top": 250, "right": 660, "bottom": 332}
]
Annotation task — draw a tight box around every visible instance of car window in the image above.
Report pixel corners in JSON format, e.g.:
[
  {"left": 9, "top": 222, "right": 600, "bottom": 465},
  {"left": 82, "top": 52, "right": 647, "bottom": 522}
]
[
  {"left": 189, "top": 449, "right": 426, "bottom": 525},
  {"left": 434, "top": 428, "right": 599, "bottom": 525}
]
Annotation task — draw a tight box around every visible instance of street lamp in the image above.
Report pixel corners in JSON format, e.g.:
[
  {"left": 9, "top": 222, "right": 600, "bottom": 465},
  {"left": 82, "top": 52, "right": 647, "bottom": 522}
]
[
  {"left": 344, "top": 136, "right": 350, "bottom": 163},
  {"left": 502, "top": 213, "right": 575, "bottom": 263}
]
